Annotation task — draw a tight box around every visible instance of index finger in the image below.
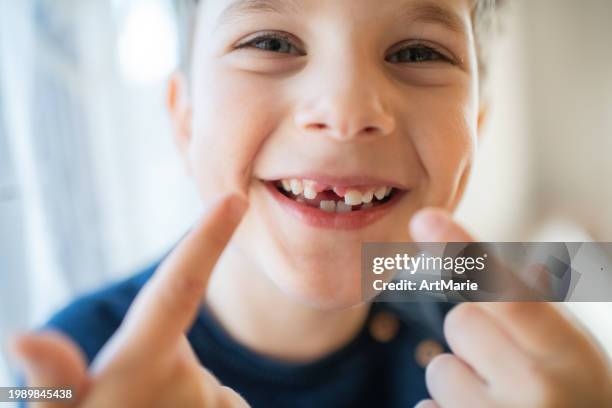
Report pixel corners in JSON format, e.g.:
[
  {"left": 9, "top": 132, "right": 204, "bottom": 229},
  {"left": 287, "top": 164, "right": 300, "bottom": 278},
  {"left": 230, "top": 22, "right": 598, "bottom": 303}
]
[
  {"left": 409, "top": 208, "right": 555, "bottom": 301},
  {"left": 117, "top": 193, "right": 247, "bottom": 357}
]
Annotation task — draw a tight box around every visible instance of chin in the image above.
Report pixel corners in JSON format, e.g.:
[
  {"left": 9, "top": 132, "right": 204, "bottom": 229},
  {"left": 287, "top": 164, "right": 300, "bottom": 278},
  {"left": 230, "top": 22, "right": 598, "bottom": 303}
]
[
  {"left": 257, "top": 230, "right": 405, "bottom": 310},
  {"left": 279, "top": 247, "right": 367, "bottom": 310},
  {"left": 237, "top": 179, "right": 418, "bottom": 309}
]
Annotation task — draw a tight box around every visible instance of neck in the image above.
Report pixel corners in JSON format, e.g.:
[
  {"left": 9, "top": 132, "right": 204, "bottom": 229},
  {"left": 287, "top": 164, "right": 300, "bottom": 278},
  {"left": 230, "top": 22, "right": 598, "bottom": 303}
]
[{"left": 206, "top": 245, "right": 370, "bottom": 363}]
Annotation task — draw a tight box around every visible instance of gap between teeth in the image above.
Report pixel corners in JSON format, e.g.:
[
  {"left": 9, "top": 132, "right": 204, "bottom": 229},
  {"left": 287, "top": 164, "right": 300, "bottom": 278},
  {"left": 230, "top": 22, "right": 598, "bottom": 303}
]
[{"left": 280, "top": 179, "right": 393, "bottom": 208}]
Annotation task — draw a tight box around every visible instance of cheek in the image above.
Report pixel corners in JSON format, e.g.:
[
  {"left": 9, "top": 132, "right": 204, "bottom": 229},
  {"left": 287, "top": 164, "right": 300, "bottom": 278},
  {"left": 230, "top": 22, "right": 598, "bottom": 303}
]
[
  {"left": 408, "top": 86, "right": 477, "bottom": 208},
  {"left": 189, "top": 66, "right": 286, "bottom": 197}
]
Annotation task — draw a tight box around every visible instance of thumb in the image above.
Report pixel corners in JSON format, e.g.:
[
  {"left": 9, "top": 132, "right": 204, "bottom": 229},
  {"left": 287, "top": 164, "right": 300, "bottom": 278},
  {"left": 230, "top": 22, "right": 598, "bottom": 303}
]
[
  {"left": 410, "top": 208, "right": 474, "bottom": 242},
  {"left": 9, "top": 331, "right": 88, "bottom": 407}
]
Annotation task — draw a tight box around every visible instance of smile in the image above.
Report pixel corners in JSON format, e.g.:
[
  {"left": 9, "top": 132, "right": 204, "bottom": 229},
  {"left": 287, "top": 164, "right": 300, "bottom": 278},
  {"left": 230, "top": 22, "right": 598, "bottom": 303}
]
[
  {"left": 263, "top": 177, "right": 406, "bottom": 230},
  {"left": 278, "top": 178, "right": 395, "bottom": 212}
]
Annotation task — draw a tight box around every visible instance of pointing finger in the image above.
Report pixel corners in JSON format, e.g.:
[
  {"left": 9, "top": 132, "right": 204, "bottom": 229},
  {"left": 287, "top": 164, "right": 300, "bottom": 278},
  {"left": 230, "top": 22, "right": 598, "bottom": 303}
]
[
  {"left": 409, "top": 208, "right": 553, "bottom": 301},
  {"left": 107, "top": 193, "right": 248, "bottom": 361}
]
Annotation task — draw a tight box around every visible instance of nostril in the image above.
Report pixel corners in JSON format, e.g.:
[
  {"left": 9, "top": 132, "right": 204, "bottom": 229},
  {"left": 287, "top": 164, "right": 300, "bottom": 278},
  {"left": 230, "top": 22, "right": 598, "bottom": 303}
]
[
  {"left": 307, "top": 123, "right": 327, "bottom": 131},
  {"left": 363, "top": 126, "right": 378, "bottom": 134}
]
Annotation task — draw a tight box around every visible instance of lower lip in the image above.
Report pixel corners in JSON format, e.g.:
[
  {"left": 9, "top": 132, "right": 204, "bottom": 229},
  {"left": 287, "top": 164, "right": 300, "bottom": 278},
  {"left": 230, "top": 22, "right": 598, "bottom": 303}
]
[{"left": 263, "top": 182, "right": 405, "bottom": 230}]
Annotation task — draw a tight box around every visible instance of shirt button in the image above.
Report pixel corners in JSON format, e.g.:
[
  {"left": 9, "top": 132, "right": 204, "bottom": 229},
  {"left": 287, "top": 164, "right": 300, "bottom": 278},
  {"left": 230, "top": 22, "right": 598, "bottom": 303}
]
[
  {"left": 368, "top": 312, "right": 400, "bottom": 343},
  {"left": 415, "top": 339, "right": 444, "bottom": 368}
]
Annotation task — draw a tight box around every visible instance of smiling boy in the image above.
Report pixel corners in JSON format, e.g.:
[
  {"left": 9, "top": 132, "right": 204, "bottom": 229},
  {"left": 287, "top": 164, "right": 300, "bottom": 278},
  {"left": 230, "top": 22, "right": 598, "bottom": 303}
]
[{"left": 10, "top": 0, "right": 612, "bottom": 407}]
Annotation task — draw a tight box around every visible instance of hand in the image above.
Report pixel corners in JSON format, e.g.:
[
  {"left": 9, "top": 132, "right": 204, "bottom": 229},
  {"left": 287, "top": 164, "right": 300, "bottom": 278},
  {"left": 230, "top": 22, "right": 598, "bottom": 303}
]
[
  {"left": 410, "top": 208, "right": 612, "bottom": 408},
  {"left": 10, "top": 193, "right": 251, "bottom": 408}
]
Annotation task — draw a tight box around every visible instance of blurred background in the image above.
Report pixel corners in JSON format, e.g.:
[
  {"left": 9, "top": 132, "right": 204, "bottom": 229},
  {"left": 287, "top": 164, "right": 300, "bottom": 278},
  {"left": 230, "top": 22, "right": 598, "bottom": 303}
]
[{"left": 0, "top": 0, "right": 611, "bottom": 390}]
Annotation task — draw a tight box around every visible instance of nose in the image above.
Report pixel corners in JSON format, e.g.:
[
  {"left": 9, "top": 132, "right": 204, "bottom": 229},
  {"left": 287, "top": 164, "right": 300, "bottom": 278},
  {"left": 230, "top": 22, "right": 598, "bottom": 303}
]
[{"left": 294, "top": 65, "right": 396, "bottom": 141}]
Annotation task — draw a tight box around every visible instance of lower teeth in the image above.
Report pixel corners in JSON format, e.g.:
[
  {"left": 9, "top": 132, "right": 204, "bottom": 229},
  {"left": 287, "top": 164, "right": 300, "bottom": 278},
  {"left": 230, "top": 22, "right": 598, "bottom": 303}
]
[
  {"left": 320, "top": 200, "right": 336, "bottom": 212},
  {"left": 336, "top": 201, "right": 352, "bottom": 213},
  {"left": 317, "top": 198, "right": 379, "bottom": 213}
]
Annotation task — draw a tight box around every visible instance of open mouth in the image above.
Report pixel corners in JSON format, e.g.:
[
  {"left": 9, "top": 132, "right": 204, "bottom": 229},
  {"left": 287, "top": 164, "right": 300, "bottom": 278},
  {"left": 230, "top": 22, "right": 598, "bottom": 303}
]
[{"left": 271, "top": 178, "right": 398, "bottom": 213}]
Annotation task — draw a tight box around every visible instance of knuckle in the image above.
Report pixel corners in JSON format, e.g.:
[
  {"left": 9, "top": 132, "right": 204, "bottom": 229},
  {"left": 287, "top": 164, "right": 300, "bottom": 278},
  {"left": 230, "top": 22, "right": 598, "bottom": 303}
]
[
  {"left": 206, "top": 233, "right": 231, "bottom": 252},
  {"left": 496, "top": 301, "right": 529, "bottom": 316},
  {"left": 497, "top": 301, "right": 551, "bottom": 319},
  {"left": 174, "top": 273, "right": 208, "bottom": 300},
  {"left": 156, "top": 273, "right": 206, "bottom": 314}
]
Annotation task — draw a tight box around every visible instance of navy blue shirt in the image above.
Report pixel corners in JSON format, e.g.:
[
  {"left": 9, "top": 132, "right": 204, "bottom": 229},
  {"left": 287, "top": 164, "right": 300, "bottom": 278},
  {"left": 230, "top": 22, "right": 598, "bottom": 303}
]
[{"left": 46, "top": 259, "right": 452, "bottom": 407}]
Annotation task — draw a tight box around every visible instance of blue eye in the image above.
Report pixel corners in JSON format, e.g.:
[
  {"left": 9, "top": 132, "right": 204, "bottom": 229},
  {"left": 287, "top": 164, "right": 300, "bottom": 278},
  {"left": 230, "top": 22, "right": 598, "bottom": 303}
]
[
  {"left": 239, "top": 34, "right": 304, "bottom": 55},
  {"left": 387, "top": 45, "right": 450, "bottom": 64}
]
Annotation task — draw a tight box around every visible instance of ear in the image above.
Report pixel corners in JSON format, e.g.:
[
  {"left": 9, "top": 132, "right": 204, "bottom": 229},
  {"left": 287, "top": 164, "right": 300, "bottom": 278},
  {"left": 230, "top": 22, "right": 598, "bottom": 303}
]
[
  {"left": 167, "top": 72, "right": 193, "bottom": 175},
  {"left": 450, "top": 102, "right": 489, "bottom": 210},
  {"left": 476, "top": 101, "right": 489, "bottom": 141}
]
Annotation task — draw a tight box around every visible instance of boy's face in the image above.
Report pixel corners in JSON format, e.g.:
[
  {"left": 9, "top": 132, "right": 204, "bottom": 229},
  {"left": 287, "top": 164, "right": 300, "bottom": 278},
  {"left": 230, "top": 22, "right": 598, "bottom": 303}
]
[{"left": 170, "top": 0, "right": 481, "bottom": 308}]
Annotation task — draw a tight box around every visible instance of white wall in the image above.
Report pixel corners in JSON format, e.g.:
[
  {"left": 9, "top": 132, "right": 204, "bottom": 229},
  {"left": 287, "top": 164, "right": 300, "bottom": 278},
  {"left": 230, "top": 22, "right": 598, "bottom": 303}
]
[
  {"left": 456, "top": 0, "right": 531, "bottom": 241},
  {"left": 458, "top": 0, "right": 612, "bottom": 354}
]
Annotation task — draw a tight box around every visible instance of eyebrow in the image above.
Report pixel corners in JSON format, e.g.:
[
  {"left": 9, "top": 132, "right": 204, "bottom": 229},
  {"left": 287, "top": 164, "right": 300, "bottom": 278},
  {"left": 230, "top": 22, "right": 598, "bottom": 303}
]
[
  {"left": 402, "top": 2, "right": 469, "bottom": 36},
  {"left": 215, "top": 0, "right": 301, "bottom": 28},
  {"left": 213, "top": 0, "right": 468, "bottom": 37}
]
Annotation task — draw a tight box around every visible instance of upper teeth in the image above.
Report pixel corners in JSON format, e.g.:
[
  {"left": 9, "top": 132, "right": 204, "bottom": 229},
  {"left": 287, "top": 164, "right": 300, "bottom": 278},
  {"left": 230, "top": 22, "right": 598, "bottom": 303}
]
[
  {"left": 304, "top": 185, "right": 317, "bottom": 200},
  {"left": 281, "top": 179, "right": 292, "bottom": 192},
  {"left": 374, "top": 186, "right": 387, "bottom": 200},
  {"left": 344, "top": 190, "right": 362, "bottom": 205},
  {"left": 280, "top": 178, "right": 393, "bottom": 205},
  {"left": 343, "top": 188, "right": 392, "bottom": 205},
  {"left": 290, "top": 179, "right": 304, "bottom": 195}
]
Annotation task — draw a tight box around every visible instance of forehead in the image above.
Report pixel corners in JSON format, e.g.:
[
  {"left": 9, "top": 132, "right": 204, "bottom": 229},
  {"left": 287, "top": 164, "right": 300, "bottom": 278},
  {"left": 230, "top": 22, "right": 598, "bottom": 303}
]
[{"left": 199, "top": 0, "right": 473, "bottom": 37}]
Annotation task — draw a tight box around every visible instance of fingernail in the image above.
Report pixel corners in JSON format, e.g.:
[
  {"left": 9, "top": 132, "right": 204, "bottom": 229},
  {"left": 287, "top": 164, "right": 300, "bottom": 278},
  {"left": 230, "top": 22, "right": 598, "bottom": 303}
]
[{"left": 409, "top": 209, "right": 450, "bottom": 242}]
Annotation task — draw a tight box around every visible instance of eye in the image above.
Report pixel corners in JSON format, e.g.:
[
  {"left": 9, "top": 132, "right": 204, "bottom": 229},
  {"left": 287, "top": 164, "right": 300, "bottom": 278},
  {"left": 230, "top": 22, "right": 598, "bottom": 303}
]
[
  {"left": 386, "top": 44, "right": 452, "bottom": 64},
  {"left": 236, "top": 32, "right": 305, "bottom": 56}
]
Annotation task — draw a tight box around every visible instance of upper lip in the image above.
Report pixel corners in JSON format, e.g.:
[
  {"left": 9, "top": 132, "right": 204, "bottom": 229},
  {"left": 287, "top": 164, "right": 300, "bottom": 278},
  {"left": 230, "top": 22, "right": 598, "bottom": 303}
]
[{"left": 262, "top": 173, "right": 410, "bottom": 190}]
